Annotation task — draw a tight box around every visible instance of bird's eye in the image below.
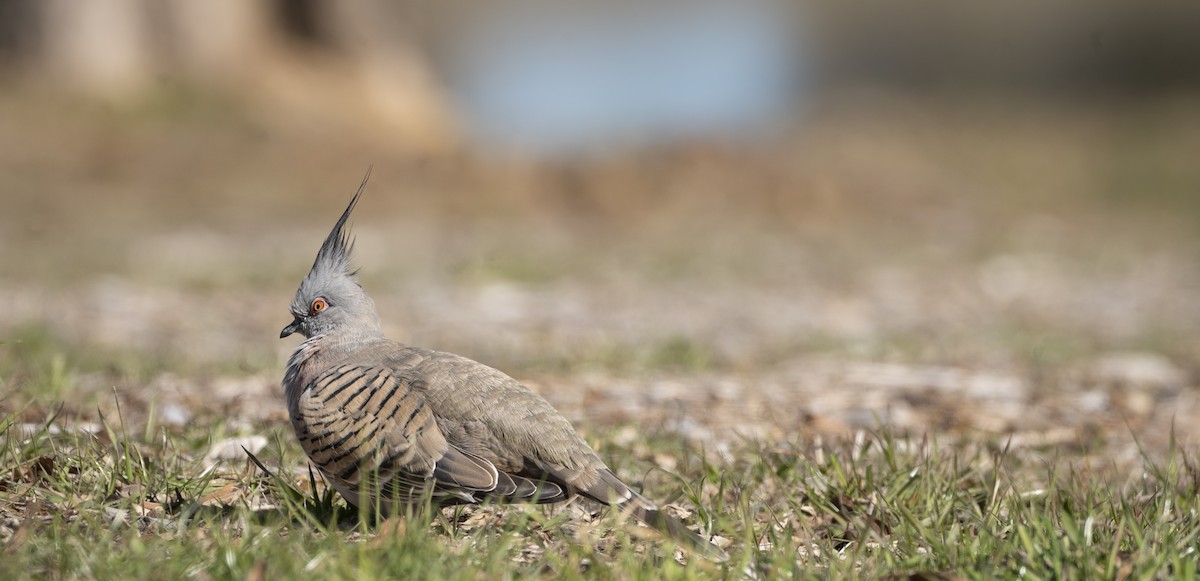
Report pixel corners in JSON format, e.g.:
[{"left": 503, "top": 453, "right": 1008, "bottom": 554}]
[{"left": 309, "top": 297, "right": 328, "bottom": 315}]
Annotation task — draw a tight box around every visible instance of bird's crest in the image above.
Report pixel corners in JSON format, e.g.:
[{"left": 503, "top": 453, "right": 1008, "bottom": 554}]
[{"left": 307, "top": 167, "right": 371, "bottom": 281}]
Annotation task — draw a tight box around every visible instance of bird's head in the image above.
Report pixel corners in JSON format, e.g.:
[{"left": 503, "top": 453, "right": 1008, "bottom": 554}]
[{"left": 281, "top": 170, "right": 384, "bottom": 341}]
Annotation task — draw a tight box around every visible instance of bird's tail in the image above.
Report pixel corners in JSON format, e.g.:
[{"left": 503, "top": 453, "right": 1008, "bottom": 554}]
[
  {"left": 579, "top": 468, "right": 728, "bottom": 561},
  {"left": 626, "top": 494, "right": 729, "bottom": 562}
]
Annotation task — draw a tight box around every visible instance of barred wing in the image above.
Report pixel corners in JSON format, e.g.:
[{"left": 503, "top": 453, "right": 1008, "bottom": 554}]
[{"left": 291, "top": 363, "right": 563, "bottom": 506}]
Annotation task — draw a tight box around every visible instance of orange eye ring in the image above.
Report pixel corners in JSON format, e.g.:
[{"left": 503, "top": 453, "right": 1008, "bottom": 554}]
[{"left": 309, "top": 297, "right": 328, "bottom": 315}]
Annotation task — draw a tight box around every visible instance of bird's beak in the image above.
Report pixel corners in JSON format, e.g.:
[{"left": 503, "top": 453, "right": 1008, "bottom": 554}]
[{"left": 280, "top": 317, "right": 301, "bottom": 339}]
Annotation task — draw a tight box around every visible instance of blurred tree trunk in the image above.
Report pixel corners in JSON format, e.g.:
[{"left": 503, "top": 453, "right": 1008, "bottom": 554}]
[{"left": 6, "top": 0, "right": 456, "bottom": 149}]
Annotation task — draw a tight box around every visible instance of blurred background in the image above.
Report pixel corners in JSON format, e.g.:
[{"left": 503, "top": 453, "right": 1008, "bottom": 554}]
[{"left": 1, "top": 0, "right": 1198, "bottom": 449}]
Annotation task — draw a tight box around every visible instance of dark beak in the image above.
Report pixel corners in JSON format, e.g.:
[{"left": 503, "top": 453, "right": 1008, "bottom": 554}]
[{"left": 280, "top": 317, "right": 302, "bottom": 338}]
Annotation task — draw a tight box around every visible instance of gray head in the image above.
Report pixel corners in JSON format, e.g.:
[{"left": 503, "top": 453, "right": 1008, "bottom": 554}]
[{"left": 280, "top": 171, "right": 384, "bottom": 341}]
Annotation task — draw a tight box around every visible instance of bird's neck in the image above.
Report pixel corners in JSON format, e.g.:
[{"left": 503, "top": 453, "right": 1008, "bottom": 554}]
[{"left": 335, "top": 315, "right": 387, "bottom": 343}]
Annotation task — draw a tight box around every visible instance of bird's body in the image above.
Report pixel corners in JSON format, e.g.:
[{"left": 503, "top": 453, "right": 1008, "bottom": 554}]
[
  {"left": 280, "top": 174, "right": 722, "bottom": 558},
  {"left": 284, "top": 336, "right": 622, "bottom": 510}
]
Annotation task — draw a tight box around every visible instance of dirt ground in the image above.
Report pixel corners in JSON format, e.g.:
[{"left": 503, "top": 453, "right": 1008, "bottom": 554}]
[{"left": 2, "top": 86, "right": 1199, "bottom": 475}]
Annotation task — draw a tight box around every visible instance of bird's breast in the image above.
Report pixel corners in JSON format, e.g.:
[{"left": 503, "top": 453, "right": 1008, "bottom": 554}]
[{"left": 283, "top": 336, "right": 323, "bottom": 400}]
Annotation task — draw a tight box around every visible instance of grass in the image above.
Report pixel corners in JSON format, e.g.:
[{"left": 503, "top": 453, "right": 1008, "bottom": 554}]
[
  {"left": 3, "top": 90, "right": 1200, "bottom": 578},
  {"left": 2, "top": 390, "right": 1197, "bottom": 579}
]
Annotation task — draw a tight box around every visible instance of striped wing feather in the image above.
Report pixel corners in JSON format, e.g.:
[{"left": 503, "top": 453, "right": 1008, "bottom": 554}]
[{"left": 292, "top": 363, "right": 566, "bottom": 506}]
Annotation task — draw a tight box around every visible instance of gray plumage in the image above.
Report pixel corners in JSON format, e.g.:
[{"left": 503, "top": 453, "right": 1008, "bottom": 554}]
[{"left": 280, "top": 174, "right": 724, "bottom": 559}]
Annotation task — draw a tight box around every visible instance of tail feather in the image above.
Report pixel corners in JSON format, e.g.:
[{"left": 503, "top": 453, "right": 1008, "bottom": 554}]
[
  {"left": 627, "top": 496, "right": 728, "bottom": 562},
  {"left": 546, "top": 466, "right": 728, "bottom": 560}
]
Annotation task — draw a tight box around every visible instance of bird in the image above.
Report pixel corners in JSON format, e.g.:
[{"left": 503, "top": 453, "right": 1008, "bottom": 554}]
[{"left": 279, "top": 172, "right": 724, "bottom": 560}]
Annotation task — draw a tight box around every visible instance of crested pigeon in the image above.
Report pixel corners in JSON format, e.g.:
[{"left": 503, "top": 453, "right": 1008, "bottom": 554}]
[{"left": 280, "top": 174, "right": 724, "bottom": 559}]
